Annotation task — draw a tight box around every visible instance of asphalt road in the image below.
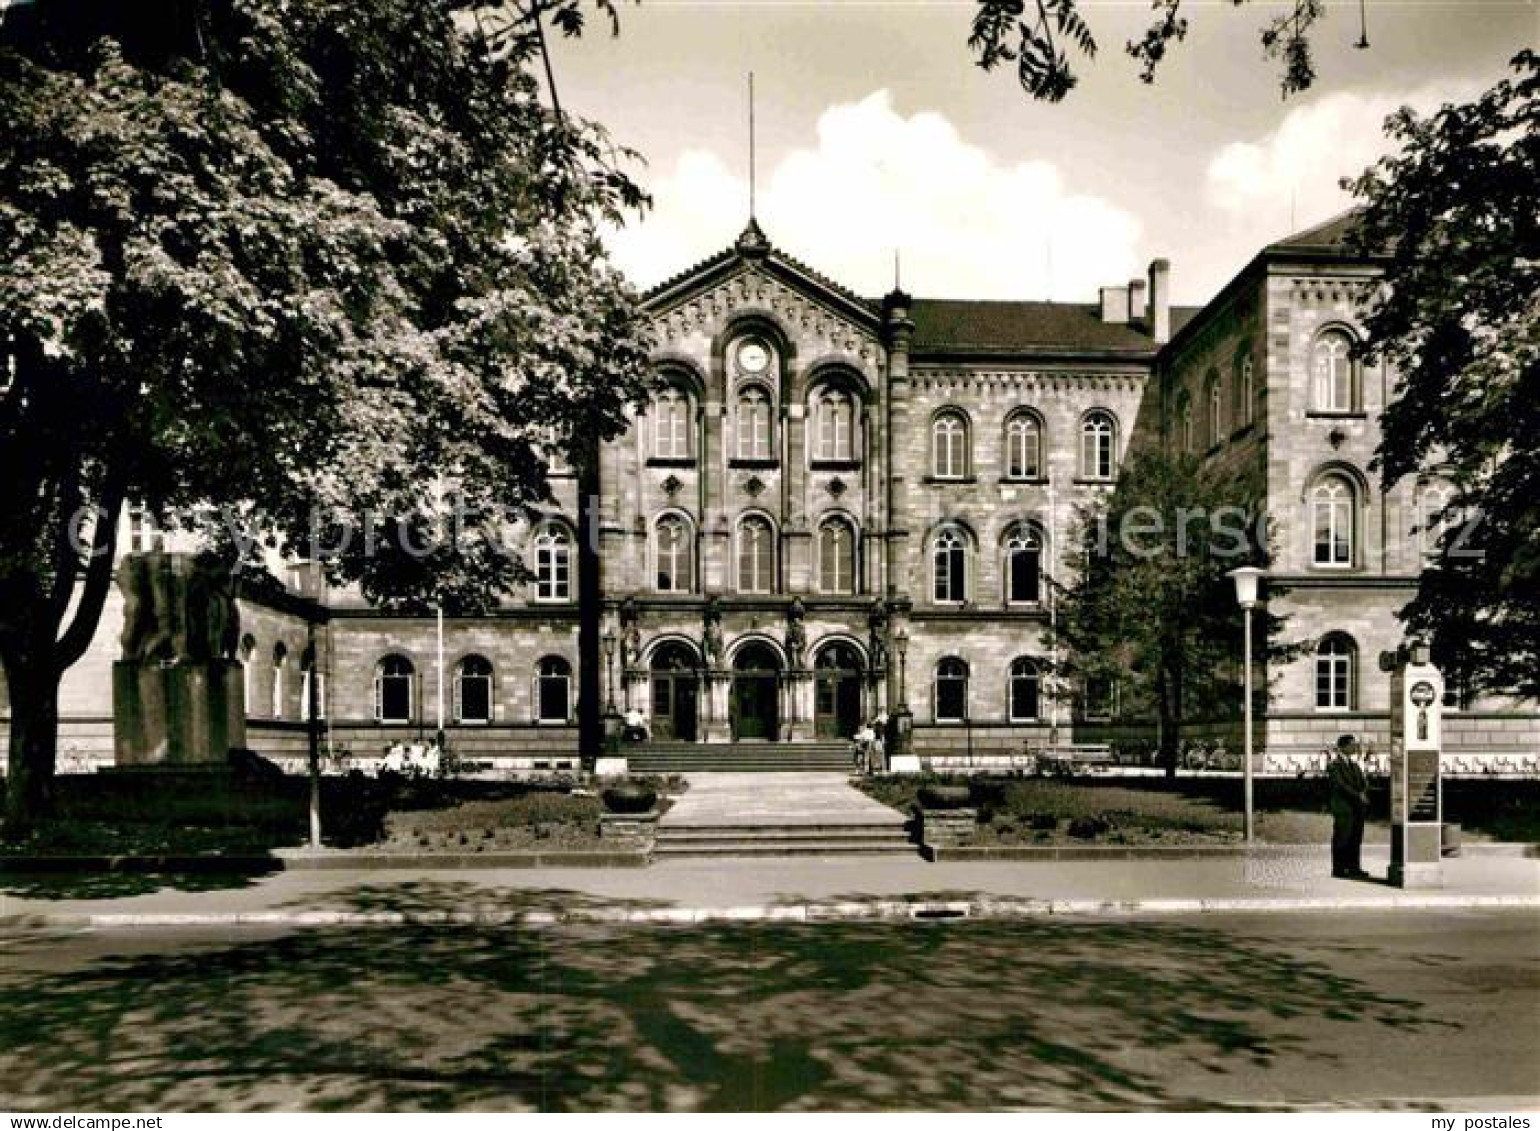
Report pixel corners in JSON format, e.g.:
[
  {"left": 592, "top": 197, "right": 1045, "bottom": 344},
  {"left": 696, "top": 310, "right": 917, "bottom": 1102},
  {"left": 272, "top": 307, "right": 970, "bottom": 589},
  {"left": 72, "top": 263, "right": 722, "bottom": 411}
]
[{"left": 0, "top": 909, "right": 1536, "bottom": 1112}]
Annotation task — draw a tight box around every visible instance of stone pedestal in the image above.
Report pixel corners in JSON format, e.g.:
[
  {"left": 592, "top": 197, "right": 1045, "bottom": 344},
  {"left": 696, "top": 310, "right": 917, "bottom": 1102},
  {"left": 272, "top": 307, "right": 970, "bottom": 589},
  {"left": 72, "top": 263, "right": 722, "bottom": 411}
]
[
  {"left": 598, "top": 810, "right": 659, "bottom": 849},
  {"left": 594, "top": 756, "right": 629, "bottom": 777},
  {"left": 702, "top": 671, "right": 731, "bottom": 743},
  {"left": 920, "top": 806, "right": 977, "bottom": 847},
  {"left": 113, "top": 658, "right": 246, "bottom": 767}
]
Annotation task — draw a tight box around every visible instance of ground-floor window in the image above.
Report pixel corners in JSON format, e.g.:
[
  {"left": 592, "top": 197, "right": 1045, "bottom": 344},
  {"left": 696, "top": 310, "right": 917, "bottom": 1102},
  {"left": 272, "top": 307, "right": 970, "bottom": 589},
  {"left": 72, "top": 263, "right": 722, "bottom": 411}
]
[
  {"left": 455, "top": 654, "right": 494, "bottom": 724},
  {"left": 1315, "top": 634, "right": 1356, "bottom": 711},
  {"left": 375, "top": 655, "right": 415, "bottom": 724},
  {"left": 537, "top": 656, "right": 571, "bottom": 722},
  {"left": 1009, "top": 658, "right": 1041, "bottom": 721},
  {"left": 935, "top": 657, "right": 969, "bottom": 722}
]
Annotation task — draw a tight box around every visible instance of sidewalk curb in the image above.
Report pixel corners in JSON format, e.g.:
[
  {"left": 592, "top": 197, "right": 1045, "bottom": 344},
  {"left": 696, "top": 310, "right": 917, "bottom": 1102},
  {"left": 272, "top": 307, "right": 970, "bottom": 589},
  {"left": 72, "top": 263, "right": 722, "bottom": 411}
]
[{"left": 4, "top": 892, "right": 1535, "bottom": 931}]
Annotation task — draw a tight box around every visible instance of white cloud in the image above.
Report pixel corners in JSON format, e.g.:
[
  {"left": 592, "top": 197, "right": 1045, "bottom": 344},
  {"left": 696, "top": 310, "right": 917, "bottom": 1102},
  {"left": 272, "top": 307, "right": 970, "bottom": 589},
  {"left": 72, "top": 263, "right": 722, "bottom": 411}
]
[
  {"left": 1204, "top": 82, "right": 1478, "bottom": 225},
  {"left": 605, "top": 91, "right": 1142, "bottom": 301}
]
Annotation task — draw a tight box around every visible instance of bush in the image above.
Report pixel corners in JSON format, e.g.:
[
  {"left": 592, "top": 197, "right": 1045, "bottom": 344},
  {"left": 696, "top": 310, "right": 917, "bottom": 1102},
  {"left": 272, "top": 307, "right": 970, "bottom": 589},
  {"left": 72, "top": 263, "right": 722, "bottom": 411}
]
[
  {"left": 918, "top": 784, "right": 972, "bottom": 810},
  {"left": 1067, "top": 815, "right": 1112, "bottom": 839}
]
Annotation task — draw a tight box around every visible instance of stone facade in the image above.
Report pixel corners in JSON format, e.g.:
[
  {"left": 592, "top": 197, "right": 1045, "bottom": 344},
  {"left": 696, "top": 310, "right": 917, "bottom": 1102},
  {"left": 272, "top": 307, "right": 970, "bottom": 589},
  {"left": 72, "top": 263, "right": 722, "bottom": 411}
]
[{"left": 3, "top": 214, "right": 1537, "bottom": 777}]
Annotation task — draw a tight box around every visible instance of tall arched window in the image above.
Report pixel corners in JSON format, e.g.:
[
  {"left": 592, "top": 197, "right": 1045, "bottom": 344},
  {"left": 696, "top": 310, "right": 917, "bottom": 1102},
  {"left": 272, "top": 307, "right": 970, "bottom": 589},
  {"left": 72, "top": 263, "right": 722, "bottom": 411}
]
[
  {"left": 814, "top": 388, "right": 855, "bottom": 462},
  {"left": 534, "top": 526, "right": 572, "bottom": 601},
  {"left": 932, "top": 411, "right": 970, "bottom": 479},
  {"left": 455, "top": 654, "right": 494, "bottom": 724},
  {"left": 933, "top": 528, "right": 968, "bottom": 604},
  {"left": 655, "top": 514, "right": 694, "bottom": 593},
  {"left": 239, "top": 634, "right": 257, "bottom": 711},
  {"left": 653, "top": 387, "right": 690, "bottom": 459},
  {"left": 736, "top": 385, "right": 774, "bottom": 460},
  {"left": 1005, "top": 411, "right": 1043, "bottom": 480},
  {"left": 1418, "top": 485, "right": 1456, "bottom": 560},
  {"left": 375, "top": 654, "right": 415, "bottom": 724},
  {"left": 536, "top": 656, "right": 572, "bottom": 722},
  {"left": 1005, "top": 524, "right": 1044, "bottom": 604},
  {"left": 935, "top": 657, "right": 970, "bottom": 722},
  {"left": 271, "top": 643, "right": 287, "bottom": 719},
  {"left": 1315, "top": 634, "right": 1356, "bottom": 711},
  {"left": 1236, "top": 354, "right": 1255, "bottom": 428},
  {"left": 1178, "top": 394, "right": 1195, "bottom": 454},
  {"left": 1313, "top": 329, "right": 1358, "bottom": 412},
  {"left": 1081, "top": 411, "right": 1117, "bottom": 480},
  {"left": 1207, "top": 374, "right": 1225, "bottom": 447},
  {"left": 1310, "top": 474, "right": 1356, "bottom": 567},
  {"left": 737, "top": 515, "right": 775, "bottom": 594},
  {"left": 300, "top": 648, "right": 325, "bottom": 721},
  {"left": 1009, "top": 658, "right": 1042, "bottom": 722},
  {"left": 818, "top": 517, "right": 857, "bottom": 594}
]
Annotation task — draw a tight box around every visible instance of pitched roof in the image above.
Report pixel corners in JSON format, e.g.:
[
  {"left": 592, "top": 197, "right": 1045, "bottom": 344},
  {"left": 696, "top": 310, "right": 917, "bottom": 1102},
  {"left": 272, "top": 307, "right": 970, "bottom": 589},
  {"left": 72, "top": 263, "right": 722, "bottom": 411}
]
[
  {"left": 904, "top": 298, "right": 1201, "bottom": 357},
  {"left": 1265, "top": 208, "right": 1376, "bottom": 257}
]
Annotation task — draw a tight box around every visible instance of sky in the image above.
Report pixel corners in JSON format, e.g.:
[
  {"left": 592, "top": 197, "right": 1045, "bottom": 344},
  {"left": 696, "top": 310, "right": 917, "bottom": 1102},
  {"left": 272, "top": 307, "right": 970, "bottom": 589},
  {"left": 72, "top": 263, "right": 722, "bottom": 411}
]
[{"left": 551, "top": 1, "right": 1534, "bottom": 305}]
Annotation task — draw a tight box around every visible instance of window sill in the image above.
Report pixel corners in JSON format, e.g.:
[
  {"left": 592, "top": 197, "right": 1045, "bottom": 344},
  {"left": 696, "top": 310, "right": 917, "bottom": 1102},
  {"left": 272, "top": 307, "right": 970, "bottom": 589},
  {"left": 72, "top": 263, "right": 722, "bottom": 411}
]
[
  {"left": 924, "top": 475, "right": 977, "bottom": 485},
  {"left": 810, "top": 459, "right": 862, "bottom": 472},
  {"left": 999, "top": 476, "right": 1048, "bottom": 486},
  {"left": 647, "top": 457, "right": 696, "bottom": 469},
  {"left": 730, "top": 458, "right": 780, "bottom": 470},
  {"left": 1071, "top": 477, "right": 1116, "bottom": 487},
  {"left": 1307, "top": 411, "right": 1367, "bottom": 421}
]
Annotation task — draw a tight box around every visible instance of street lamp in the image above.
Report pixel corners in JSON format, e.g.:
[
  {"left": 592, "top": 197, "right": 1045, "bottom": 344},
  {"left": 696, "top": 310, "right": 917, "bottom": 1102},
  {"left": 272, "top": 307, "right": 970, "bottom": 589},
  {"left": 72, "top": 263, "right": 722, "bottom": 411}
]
[
  {"left": 601, "top": 628, "right": 617, "bottom": 714},
  {"left": 1228, "top": 566, "right": 1266, "bottom": 844},
  {"left": 894, "top": 626, "right": 909, "bottom": 711}
]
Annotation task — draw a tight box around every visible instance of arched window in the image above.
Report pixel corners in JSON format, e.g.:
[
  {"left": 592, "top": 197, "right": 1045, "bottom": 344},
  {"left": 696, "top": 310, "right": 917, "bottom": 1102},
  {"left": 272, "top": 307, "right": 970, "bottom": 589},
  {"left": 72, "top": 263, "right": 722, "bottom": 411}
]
[
  {"left": 375, "top": 654, "right": 415, "bottom": 724},
  {"left": 536, "top": 656, "right": 572, "bottom": 723},
  {"left": 271, "top": 643, "right": 287, "bottom": 719},
  {"left": 127, "top": 502, "right": 162, "bottom": 553},
  {"left": 1310, "top": 474, "right": 1356, "bottom": 567},
  {"left": 935, "top": 657, "right": 970, "bottom": 722},
  {"left": 1005, "top": 524, "right": 1044, "bottom": 604},
  {"left": 1009, "top": 658, "right": 1042, "bottom": 722},
  {"left": 819, "top": 518, "right": 857, "bottom": 595},
  {"left": 932, "top": 411, "right": 970, "bottom": 479},
  {"left": 737, "top": 515, "right": 775, "bottom": 594},
  {"left": 1005, "top": 411, "right": 1043, "bottom": 480},
  {"left": 534, "top": 525, "right": 572, "bottom": 601},
  {"left": 1081, "top": 411, "right": 1117, "bottom": 480},
  {"left": 814, "top": 388, "right": 855, "bottom": 462},
  {"left": 1208, "top": 374, "right": 1225, "bottom": 447},
  {"left": 653, "top": 387, "right": 690, "bottom": 459},
  {"left": 300, "top": 648, "right": 325, "bottom": 721},
  {"left": 455, "top": 654, "right": 494, "bottom": 724},
  {"left": 1178, "top": 395, "right": 1195, "bottom": 454},
  {"left": 655, "top": 514, "right": 694, "bottom": 593},
  {"left": 1236, "top": 354, "right": 1255, "bottom": 428},
  {"left": 933, "top": 528, "right": 968, "bottom": 604},
  {"left": 1313, "top": 329, "right": 1358, "bottom": 412},
  {"left": 239, "top": 634, "right": 257, "bottom": 711},
  {"left": 1315, "top": 634, "right": 1356, "bottom": 711},
  {"left": 1418, "top": 485, "right": 1456, "bottom": 560},
  {"left": 736, "top": 385, "right": 774, "bottom": 460}
]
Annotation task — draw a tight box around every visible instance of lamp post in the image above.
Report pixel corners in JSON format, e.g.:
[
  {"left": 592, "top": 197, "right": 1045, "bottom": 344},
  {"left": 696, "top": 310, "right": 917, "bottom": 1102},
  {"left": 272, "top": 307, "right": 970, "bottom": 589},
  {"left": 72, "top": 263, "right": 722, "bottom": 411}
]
[
  {"left": 602, "top": 628, "right": 617, "bottom": 714},
  {"left": 1227, "top": 566, "right": 1266, "bottom": 844},
  {"left": 894, "top": 626, "right": 909, "bottom": 712}
]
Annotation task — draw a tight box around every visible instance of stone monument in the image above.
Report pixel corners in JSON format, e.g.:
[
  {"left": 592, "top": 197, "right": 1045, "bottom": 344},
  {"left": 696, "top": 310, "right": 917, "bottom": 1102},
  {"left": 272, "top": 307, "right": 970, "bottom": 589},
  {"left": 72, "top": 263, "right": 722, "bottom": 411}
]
[{"left": 113, "top": 552, "right": 246, "bottom": 768}]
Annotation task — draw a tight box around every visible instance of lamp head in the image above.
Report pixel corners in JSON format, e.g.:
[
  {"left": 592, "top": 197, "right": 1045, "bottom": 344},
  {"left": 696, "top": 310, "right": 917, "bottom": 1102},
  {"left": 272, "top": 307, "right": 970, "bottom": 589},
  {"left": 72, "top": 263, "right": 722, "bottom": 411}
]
[{"left": 1227, "top": 565, "right": 1266, "bottom": 609}]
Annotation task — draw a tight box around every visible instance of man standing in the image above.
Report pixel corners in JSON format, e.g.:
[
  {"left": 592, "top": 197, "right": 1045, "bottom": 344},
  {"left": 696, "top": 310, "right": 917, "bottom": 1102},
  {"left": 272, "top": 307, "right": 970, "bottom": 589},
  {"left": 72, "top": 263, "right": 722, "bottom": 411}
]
[{"left": 1327, "top": 734, "right": 1371, "bottom": 878}]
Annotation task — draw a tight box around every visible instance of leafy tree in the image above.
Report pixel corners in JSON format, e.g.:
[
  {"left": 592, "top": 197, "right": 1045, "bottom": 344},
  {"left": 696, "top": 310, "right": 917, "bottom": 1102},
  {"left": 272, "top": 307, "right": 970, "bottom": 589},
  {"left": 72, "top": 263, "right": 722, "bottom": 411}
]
[
  {"left": 1345, "top": 51, "right": 1539, "bottom": 701},
  {"left": 0, "top": 0, "right": 654, "bottom": 829},
  {"left": 1052, "top": 451, "right": 1299, "bottom": 772},
  {"left": 970, "top": 0, "right": 1352, "bottom": 103}
]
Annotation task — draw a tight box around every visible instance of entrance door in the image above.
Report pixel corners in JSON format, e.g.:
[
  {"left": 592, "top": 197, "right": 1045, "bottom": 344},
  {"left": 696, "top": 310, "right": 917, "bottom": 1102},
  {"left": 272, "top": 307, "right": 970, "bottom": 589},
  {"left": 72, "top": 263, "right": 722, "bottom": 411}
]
[
  {"left": 732, "top": 642, "right": 780, "bottom": 741},
  {"left": 650, "top": 642, "right": 699, "bottom": 742},
  {"left": 815, "top": 642, "right": 864, "bottom": 739}
]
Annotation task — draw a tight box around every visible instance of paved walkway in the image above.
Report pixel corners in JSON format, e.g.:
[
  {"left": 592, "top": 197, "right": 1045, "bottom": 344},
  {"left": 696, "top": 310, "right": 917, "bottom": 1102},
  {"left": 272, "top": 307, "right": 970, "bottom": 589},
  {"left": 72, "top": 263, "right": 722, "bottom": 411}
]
[
  {"left": 660, "top": 772, "right": 905, "bottom": 828},
  {"left": 2, "top": 848, "right": 1536, "bottom": 927}
]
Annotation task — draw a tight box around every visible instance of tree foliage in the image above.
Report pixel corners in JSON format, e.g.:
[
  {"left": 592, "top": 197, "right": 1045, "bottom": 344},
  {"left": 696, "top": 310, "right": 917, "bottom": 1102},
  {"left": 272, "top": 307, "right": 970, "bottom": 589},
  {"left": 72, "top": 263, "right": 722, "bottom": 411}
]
[
  {"left": 970, "top": 0, "right": 1334, "bottom": 102},
  {"left": 1345, "top": 51, "right": 1540, "bottom": 700},
  {"left": 0, "top": 0, "right": 654, "bottom": 825},
  {"left": 1052, "top": 451, "right": 1299, "bottom": 767}
]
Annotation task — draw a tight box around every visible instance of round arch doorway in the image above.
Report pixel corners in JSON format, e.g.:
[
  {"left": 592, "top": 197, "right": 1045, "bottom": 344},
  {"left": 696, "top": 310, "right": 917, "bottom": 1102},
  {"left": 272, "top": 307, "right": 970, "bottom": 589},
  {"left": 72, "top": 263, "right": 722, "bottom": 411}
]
[
  {"left": 731, "top": 641, "right": 781, "bottom": 742},
  {"left": 814, "top": 641, "right": 865, "bottom": 740},
  {"left": 649, "top": 641, "right": 699, "bottom": 742}
]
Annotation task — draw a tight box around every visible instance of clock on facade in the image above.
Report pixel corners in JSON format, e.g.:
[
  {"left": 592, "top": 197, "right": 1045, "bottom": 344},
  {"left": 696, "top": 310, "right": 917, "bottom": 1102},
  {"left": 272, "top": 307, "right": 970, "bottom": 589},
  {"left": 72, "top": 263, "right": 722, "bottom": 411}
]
[{"left": 736, "top": 340, "right": 770, "bottom": 374}]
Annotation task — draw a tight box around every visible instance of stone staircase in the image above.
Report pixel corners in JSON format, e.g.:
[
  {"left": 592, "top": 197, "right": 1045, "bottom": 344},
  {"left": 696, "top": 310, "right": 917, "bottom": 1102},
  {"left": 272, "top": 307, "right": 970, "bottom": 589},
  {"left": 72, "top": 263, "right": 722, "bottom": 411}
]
[
  {"left": 628, "top": 741, "right": 856, "bottom": 774},
  {"left": 653, "top": 770, "right": 917, "bottom": 858}
]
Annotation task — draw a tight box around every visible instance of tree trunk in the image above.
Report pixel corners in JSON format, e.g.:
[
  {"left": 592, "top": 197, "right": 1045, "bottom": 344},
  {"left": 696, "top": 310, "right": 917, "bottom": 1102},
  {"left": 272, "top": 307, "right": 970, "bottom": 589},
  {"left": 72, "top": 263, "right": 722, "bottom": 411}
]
[
  {"left": 2, "top": 650, "right": 61, "bottom": 836},
  {"left": 1156, "top": 666, "right": 1178, "bottom": 778},
  {"left": 576, "top": 440, "right": 603, "bottom": 767}
]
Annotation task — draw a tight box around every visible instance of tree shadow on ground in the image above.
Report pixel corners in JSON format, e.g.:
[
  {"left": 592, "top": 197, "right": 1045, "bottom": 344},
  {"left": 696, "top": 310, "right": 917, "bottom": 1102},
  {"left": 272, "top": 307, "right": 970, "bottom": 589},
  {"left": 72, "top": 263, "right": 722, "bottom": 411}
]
[
  {"left": 0, "top": 865, "right": 277, "bottom": 901},
  {"left": 0, "top": 910, "right": 1459, "bottom": 1112},
  {"left": 274, "top": 881, "right": 677, "bottom": 919}
]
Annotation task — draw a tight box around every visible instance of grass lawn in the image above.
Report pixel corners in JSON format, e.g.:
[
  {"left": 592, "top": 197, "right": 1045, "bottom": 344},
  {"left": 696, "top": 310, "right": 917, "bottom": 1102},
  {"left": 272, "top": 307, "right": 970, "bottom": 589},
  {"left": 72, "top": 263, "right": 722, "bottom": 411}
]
[{"left": 857, "top": 774, "right": 1540, "bottom": 846}]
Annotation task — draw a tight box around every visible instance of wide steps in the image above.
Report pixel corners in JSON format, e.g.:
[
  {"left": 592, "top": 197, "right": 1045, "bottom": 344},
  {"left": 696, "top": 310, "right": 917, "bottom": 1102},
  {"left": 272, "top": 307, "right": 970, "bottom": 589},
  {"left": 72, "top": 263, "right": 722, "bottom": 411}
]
[
  {"left": 654, "top": 815, "right": 915, "bottom": 858},
  {"left": 629, "top": 743, "right": 855, "bottom": 774}
]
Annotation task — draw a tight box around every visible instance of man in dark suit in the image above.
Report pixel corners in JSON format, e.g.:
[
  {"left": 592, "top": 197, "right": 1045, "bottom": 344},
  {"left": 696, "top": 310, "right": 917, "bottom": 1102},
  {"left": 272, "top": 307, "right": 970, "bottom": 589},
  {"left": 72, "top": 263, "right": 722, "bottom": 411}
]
[{"left": 1327, "top": 734, "right": 1371, "bottom": 878}]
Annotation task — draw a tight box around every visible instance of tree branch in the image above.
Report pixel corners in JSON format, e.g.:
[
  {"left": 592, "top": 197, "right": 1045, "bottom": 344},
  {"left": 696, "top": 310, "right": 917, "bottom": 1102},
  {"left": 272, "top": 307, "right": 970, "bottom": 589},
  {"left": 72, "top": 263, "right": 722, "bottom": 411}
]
[{"left": 53, "top": 479, "right": 125, "bottom": 672}]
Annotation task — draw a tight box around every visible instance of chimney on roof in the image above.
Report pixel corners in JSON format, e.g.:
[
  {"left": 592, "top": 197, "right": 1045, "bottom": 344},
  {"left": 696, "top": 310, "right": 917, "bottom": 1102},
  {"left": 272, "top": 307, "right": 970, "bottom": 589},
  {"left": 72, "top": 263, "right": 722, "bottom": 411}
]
[
  {"left": 1099, "top": 285, "right": 1129, "bottom": 324},
  {"left": 1148, "top": 259, "right": 1171, "bottom": 343},
  {"left": 1128, "top": 278, "right": 1147, "bottom": 324}
]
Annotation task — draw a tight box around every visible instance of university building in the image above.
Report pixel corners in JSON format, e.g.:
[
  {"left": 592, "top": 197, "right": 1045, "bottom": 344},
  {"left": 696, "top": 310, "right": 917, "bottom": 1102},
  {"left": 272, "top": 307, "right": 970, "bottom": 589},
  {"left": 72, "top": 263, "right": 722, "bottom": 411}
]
[{"left": 5, "top": 213, "right": 1538, "bottom": 775}]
